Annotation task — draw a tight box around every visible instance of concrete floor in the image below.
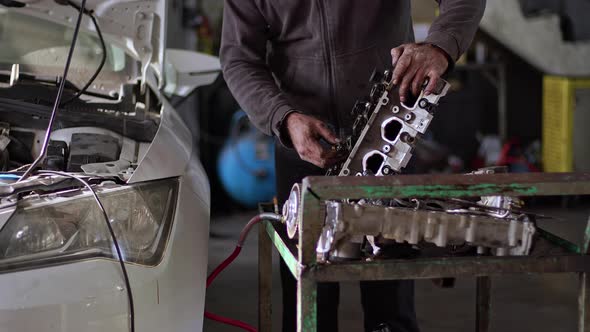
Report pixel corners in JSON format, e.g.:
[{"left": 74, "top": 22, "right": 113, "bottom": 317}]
[{"left": 205, "top": 204, "right": 589, "bottom": 332}]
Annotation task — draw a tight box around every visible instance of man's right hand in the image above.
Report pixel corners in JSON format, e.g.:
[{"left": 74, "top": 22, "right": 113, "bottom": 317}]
[{"left": 284, "top": 112, "right": 343, "bottom": 169}]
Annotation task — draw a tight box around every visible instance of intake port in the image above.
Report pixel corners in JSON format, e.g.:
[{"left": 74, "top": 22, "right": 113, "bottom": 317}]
[
  {"left": 364, "top": 152, "right": 385, "bottom": 175},
  {"left": 382, "top": 118, "right": 403, "bottom": 142}
]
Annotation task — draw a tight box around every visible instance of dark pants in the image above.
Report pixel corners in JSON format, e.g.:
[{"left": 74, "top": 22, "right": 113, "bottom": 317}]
[{"left": 275, "top": 144, "right": 420, "bottom": 332}]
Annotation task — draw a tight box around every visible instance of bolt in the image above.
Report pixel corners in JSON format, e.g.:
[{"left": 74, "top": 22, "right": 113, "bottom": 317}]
[
  {"left": 383, "top": 145, "right": 391, "bottom": 153},
  {"left": 370, "top": 83, "right": 385, "bottom": 102},
  {"left": 419, "top": 98, "right": 429, "bottom": 109},
  {"left": 351, "top": 100, "right": 364, "bottom": 115},
  {"left": 401, "top": 133, "right": 415, "bottom": 144},
  {"left": 384, "top": 70, "right": 393, "bottom": 83},
  {"left": 404, "top": 112, "right": 415, "bottom": 122},
  {"left": 392, "top": 106, "right": 400, "bottom": 113}
]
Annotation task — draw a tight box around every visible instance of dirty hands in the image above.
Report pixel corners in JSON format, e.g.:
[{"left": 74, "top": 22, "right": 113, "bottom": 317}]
[
  {"left": 390, "top": 43, "right": 450, "bottom": 103},
  {"left": 284, "top": 112, "right": 343, "bottom": 169}
]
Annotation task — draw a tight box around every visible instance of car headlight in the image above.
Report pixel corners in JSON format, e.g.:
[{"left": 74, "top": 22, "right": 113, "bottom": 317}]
[{"left": 0, "top": 178, "right": 178, "bottom": 271}]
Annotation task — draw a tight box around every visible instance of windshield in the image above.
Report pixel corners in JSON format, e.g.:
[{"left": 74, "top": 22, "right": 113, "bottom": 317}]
[{"left": 0, "top": 9, "right": 135, "bottom": 93}]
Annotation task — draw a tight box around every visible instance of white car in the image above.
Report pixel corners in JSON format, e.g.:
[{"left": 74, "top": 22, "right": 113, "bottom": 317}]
[{"left": 0, "top": 1, "right": 218, "bottom": 331}]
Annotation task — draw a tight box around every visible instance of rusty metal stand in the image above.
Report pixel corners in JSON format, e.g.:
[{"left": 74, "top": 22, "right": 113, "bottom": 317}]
[
  {"left": 259, "top": 172, "right": 590, "bottom": 332},
  {"left": 258, "top": 220, "right": 273, "bottom": 332},
  {"left": 580, "top": 215, "right": 590, "bottom": 332},
  {"left": 580, "top": 273, "right": 589, "bottom": 332},
  {"left": 476, "top": 276, "right": 491, "bottom": 332}
]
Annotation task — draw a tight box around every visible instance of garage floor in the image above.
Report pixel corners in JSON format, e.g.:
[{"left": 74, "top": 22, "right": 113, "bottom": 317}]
[{"left": 205, "top": 203, "right": 589, "bottom": 332}]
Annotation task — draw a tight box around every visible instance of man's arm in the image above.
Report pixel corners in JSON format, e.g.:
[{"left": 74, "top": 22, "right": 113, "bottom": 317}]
[
  {"left": 426, "top": 0, "right": 487, "bottom": 62},
  {"left": 220, "top": 0, "right": 293, "bottom": 141},
  {"left": 220, "top": 0, "right": 341, "bottom": 168},
  {"left": 391, "top": 0, "right": 486, "bottom": 100}
]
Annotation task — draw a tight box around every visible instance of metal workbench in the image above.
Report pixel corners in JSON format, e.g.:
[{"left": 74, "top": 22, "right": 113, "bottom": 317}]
[{"left": 258, "top": 172, "right": 590, "bottom": 332}]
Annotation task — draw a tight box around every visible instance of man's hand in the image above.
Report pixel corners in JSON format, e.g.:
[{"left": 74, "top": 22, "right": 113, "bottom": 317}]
[
  {"left": 284, "top": 112, "right": 343, "bottom": 169},
  {"left": 390, "top": 43, "right": 449, "bottom": 102}
]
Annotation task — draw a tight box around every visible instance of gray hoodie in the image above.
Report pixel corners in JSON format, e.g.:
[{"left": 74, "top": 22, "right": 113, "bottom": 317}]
[{"left": 220, "top": 0, "right": 485, "bottom": 146}]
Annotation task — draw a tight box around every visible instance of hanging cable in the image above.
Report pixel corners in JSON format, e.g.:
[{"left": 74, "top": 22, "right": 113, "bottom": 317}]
[
  {"left": 61, "top": 0, "right": 107, "bottom": 106},
  {"left": 17, "top": 0, "right": 87, "bottom": 182},
  {"left": 38, "top": 170, "right": 135, "bottom": 332},
  {"left": 205, "top": 213, "right": 282, "bottom": 332}
]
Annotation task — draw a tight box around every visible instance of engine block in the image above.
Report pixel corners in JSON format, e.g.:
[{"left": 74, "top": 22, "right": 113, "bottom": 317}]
[
  {"left": 282, "top": 69, "right": 538, "bottom": 262},
  {"left": 327, "top": 69, "right": 450, "bottom": 176},
  {"left": 316, "top": 197, "right": 536, "bottom": 262}
]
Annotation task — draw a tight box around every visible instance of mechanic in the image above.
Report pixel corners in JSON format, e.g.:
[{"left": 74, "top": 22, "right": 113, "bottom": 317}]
[{"left": 220, "top": 1, "right": 485, "bottom": 331}]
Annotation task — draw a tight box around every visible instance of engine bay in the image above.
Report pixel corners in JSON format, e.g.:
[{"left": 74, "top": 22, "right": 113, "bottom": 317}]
[{"left": 0, "top": 83, "right": 159, "bottom": 179}]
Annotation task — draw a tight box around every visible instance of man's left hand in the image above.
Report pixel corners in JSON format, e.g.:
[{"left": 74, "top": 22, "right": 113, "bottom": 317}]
[{"left": 390, "top": 43, "right": 449, "bottom": 102}]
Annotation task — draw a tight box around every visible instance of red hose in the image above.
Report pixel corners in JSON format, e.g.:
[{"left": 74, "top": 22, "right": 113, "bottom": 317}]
[
  {"left": 204, "top": 311, "right": 257, "bottom": 332},
  {"left": 204, "top": 213, "right": 281, "bottom": 332},
  {"left": 206, "top": 246, "right": 242, "bottom": 288}
]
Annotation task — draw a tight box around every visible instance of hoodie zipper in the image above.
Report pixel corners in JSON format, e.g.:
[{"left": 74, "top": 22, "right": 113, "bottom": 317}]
[{"left": 317, "top": 0, "right": 339, "bottom": 135}]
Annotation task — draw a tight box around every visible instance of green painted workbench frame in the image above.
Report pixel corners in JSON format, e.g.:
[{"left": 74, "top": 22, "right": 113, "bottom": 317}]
[{"left": 258, "top": 172, "right": 590, "bottom": 332}]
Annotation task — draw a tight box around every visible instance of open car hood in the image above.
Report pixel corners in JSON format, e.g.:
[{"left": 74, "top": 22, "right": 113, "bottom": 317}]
[{"left": 9, "top": 0, "right": 167, "bottom": 87}]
